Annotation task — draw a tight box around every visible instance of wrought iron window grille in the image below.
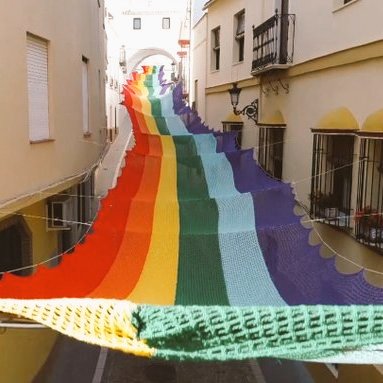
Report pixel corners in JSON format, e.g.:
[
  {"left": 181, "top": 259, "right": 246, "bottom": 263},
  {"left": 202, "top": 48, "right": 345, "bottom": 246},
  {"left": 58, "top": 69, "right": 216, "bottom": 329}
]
[
  {"left": 258, "top": 126, "right": 285, "bottom": 180},
  {"left": 356, "top": 138, "right": 383, "bottom": 252},
  {"left": 310, "top": 134, "right": 354, "bottom": 229}
]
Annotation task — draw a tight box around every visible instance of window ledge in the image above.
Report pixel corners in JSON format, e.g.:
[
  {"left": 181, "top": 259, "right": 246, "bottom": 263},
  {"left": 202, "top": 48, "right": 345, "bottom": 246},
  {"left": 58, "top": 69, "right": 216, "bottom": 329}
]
[
  {"left": 210, "top": 69, "right": 220, "bottom": 73},
  {"left": 30, "top": 138, "right": 55, "bottom": 144},
  {"left": 83, "top": 132, "right": 92, "bottom": 138},
  {"left": 232, "top": 60, "right": 244, "bottom": 66},
  {"left": 333, "top": 0, "right": 360, "bottom": 13}
]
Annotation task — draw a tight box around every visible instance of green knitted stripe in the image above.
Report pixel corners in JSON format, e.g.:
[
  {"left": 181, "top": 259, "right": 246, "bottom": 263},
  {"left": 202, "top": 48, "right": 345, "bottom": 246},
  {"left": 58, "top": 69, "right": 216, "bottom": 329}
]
[
  {"left": 154, "top": 116, "right": 170, "bottom": 135},
  {"left": 175, "top": 140, "right": 229, "bottom": 306},
  {"left": 172, "top": 136, "right": 199, "bottom": 157},
  {"left": 134, "top": 305, "right": 383, "bottom": 361}
]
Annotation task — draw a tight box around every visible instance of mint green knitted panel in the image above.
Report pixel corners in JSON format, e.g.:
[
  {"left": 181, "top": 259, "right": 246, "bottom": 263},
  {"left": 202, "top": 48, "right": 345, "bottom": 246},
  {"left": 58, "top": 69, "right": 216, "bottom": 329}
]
[{"left": 135, "top": 305, "right": 383, "bottom": 361}]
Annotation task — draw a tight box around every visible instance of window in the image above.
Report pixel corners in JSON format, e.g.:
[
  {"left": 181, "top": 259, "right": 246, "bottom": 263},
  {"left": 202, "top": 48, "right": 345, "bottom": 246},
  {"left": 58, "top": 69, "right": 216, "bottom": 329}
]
[
  {"left": 162, "top": 17, "right": 170, "bottom": 29},
  {"left": 26, "top": 33, "right": 49, "bottom": 141},
  {"left": 223, "top": 123, "right": 243, "bottom": 149},
  {"left": 193, "top": 79, "right": 198, "bottom": 111},
  {"left": 355, "top": 138, "right": 383, "bottom": 251},
  {"left": 234, "top": 10, "right": 245, "bottom": 62},
  {"left": 0, "top": 216, "right": 32, "bottom": 276},
  {"left": 211, "top": 27, "right": 220, "bottom": 70},
  {"left": 133, "top": 17, "right": 141, "bottom": 30},
  {"left": 310, "top": 134, "right": 354, "bottom": 228},
  {"left": 333, "top": 0, "right": 358, "bottom": 9},
  {"left": 258, "top": 127, "right": 285, "bottom": 179},
  {"left": 76, "top": 173, "right": 95, "bottom": 237},
  {"left": 82, "top": 56, "right": 90, "bottom": 135}
]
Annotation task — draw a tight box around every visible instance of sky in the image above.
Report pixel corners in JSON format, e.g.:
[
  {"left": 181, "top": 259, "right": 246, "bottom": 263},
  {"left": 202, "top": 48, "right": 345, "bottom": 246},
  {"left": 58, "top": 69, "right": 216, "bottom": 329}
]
[{"left": 192, "top": 0, "right": 206, "bottom": 25}]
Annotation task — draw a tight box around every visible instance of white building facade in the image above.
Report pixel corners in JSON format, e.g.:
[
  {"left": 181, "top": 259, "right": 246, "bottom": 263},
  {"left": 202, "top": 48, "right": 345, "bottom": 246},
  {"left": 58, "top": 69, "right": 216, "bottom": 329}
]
[
  {"left": 192, "top": 0, "right": 383, "bottom": 381},
  {"left": 105, "top": 0, "right": 189, "bottom": 80}
]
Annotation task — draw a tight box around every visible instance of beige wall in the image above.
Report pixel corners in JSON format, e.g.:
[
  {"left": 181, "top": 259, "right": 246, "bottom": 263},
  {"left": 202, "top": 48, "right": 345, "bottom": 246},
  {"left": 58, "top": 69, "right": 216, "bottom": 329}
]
[
  {"left": 0, "top": 4, "right": 105, "bottom": 380},
  {"left": 191, "top": 15, "right": 208, "bottom": 120},
  {"left": 193, "top": 1, "right": 383, "bottom": 380},
  {"left": 202, "top": 0, "right": 383, "bottom": 91},
  {"left": 198, "top": 0, "right": 383, "bottom": 209},
  {"left": 0, "top": 0, "right": 106, "bottom": 206},
  {"left": 292, "top": 0, "right": 383, "bottom": 64}
]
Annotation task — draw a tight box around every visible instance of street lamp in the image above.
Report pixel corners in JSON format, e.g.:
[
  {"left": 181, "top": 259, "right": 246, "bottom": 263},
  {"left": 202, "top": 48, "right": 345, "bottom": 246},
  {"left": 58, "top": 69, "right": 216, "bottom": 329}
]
[{"left": 228, "top": 83, "right": 259, "bottom": 123}]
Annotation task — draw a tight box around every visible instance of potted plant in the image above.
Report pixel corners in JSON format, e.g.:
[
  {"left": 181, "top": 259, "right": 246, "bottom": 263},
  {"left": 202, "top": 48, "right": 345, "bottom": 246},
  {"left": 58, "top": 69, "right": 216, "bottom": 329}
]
[
  {"left": 310, "top": 191, "right": 338, "bottom": 219},
  {"left": 355, "top": 206, "right": 383, "bottom": 242}
]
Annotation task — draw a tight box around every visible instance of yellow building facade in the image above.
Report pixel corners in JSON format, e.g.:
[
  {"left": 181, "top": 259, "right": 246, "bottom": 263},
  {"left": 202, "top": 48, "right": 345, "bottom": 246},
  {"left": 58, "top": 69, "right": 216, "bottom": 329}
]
[{"left": 0, "top": 0, "right": 106, "bottom": 381}]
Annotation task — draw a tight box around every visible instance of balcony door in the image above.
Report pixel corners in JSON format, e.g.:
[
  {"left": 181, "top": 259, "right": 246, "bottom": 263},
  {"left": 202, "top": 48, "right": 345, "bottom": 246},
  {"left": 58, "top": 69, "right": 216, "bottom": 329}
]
[{"left": 275, "top": 0, "right": 289, "bottom": 64}]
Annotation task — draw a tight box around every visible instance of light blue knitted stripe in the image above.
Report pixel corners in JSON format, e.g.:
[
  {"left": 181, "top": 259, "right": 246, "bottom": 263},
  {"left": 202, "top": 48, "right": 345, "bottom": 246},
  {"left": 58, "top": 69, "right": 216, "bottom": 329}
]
[
  {"left": 159, "top": 92, "right": 178, "bottom": 117},
  {"left": 193, "top": 134, "right": 217, "bottom": 154},
  {"left": 157, "top": 91, "right": 191, "bottom": 136},
  {"left": 199, "top": 152, "right": 286, "bottom": 306},
  {"left": 165, "top": 116, "right": 190, "bottom": 136}
]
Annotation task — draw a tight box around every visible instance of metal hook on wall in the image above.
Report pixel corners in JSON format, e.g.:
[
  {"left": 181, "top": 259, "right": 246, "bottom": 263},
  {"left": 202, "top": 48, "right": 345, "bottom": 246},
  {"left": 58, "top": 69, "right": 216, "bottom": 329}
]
[
  {"left": 278, "top": 78, "right": 289, "bottom": 94},
  {"left": 268, "top": 79, "right": 279, "bottom": 95},
  {"left": 260, "top": 83, "right": 269, "bottom": 96}
]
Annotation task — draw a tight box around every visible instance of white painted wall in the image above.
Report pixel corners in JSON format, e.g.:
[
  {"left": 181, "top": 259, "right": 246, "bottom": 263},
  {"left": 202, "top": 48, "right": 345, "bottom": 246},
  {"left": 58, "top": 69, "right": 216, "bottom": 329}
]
[
  {"left": 105, "top": 8, "right": 126, "bottom": 134},
  {"left": 292, "top": 0, "right": 383, "bottom": 64},
  {"left": 0, "top": 0, "right": 106, "bottom": 204},
  {"left": 193, "top": 0, "right": 383, "bottom": 211},
  {"left": 105, "top": 0, "right": 188, "bottom": 77},
  {"left": 191, "top": 15, "right": 208, "bottom": 120}
]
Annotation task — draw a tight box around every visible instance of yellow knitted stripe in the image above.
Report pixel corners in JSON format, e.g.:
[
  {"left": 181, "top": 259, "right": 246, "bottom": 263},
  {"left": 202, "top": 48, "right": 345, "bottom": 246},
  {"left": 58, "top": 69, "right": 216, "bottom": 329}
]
[
  {"left": 127, "top": 136, "right": 179, "bottom": 304},
  {"left": 0, "top": 299, "right": 155, "bottom": 358}
]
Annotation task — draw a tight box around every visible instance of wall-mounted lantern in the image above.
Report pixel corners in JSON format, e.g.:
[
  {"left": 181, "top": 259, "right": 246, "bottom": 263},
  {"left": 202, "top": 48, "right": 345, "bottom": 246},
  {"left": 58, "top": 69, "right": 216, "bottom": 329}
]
[{"left": 228, "top": 83, "right": 259, "bottom": 123}]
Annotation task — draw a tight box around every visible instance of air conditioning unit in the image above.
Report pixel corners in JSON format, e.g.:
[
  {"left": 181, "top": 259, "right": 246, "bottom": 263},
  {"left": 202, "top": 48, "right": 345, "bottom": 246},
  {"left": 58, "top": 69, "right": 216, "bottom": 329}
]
[{"left": 46, "top": 197, "right": 72, "bottom": 230}]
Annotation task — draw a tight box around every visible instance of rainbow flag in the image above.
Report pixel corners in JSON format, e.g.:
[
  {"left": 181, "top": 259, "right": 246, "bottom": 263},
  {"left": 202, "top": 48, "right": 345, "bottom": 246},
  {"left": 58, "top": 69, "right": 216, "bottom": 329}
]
[{"left": 0, "top": 66, "right": 383, "bottom": 363}]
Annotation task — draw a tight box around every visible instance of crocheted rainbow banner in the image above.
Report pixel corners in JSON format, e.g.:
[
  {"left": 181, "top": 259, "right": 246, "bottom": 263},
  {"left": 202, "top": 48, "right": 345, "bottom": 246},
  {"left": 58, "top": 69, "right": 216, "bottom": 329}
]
[{"left": 0, "top": 65, "right": 383, "bottom": 363}]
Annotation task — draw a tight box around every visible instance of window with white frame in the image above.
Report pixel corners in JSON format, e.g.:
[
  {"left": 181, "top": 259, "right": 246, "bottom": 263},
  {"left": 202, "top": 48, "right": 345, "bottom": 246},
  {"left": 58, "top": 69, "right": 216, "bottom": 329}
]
[
  {"left": 234, "top": 10, "right": 245, "bottom": 62},
  {"left": 26, "top": 33, "right": 50, "bottom": 142},
  {"left": 133, "top": 17, "right": 141, "bottom": 30},
  {"left": 211, "top": 26, "right": 220, "bottom": 71},
  {"left": 82, "top": 56, "right": 90, "bottom": 135},
  {"left": 162, "top": 17, "right": 170, "bottom": 29}
]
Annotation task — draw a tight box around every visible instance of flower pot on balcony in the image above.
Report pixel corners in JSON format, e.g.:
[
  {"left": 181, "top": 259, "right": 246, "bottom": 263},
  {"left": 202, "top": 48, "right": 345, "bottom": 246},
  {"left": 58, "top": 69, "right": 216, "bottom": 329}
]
[
  {"left": 367, "top": 228, "right": 383, "bottom": 242},
  {"left": 324, "top": 207, "right": 338, "bottom": 219}
]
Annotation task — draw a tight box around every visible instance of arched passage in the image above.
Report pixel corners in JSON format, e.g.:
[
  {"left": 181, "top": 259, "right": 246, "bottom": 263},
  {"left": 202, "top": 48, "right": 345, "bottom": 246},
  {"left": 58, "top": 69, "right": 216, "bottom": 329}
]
[{"left": 127, "top": 47, "right": 177, "bottom": 75}]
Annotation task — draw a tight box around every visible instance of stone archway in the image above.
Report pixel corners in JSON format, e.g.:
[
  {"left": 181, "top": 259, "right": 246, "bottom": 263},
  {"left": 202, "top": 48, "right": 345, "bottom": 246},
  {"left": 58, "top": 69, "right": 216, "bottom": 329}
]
[{"left": 127, "top": 47, "right": 177, "bottom": 75}]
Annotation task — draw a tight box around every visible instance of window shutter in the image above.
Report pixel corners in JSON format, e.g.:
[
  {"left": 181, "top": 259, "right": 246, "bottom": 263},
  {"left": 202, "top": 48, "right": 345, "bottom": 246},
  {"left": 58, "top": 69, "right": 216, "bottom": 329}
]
[
  {"left": 82, "top": 58, "right": 90, "bottom": 134},
  {"left": 26, "top": 34, "right": 49, "bottom": 141}
]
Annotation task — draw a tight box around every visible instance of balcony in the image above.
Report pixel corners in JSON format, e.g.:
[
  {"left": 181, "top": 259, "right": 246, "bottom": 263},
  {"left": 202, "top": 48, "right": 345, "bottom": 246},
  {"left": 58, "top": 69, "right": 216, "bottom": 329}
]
[{"left": 251, "top": 12, "right": 296, "bottom": 75}]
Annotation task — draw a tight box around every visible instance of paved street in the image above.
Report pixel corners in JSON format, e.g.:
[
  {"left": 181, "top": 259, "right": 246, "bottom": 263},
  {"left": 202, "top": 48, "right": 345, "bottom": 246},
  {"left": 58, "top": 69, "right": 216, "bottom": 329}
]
[{"left": 101, "top": 350, "right": 256, "bottom": 383}]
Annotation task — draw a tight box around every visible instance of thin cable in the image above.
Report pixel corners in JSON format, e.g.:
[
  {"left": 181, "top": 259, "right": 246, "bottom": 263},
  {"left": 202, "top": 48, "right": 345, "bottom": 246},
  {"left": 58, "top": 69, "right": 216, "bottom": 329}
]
[
  {"left": 292, "top": 188, "right": 383, "bottom": 277},
  {"left": 0, "top": 200, "right": 100, "bottom": 275},
  {"left": 0, "top": 210, "right": 92, "bottom": 227},
  {"left": 245, "top": 140, "right": 383, "bottom": 277},
  {"left": 0, "top": 128, "right": 133, "bottom": 274},
  {"left": 291, "top": 159, "right": 363, "bottom": 186}
]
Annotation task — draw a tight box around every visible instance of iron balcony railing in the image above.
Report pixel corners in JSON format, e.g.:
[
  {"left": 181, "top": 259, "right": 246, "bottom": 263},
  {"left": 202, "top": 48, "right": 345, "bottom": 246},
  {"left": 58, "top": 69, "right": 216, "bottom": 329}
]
[
  {"left": 310, "top": 134, "right": 354, "bottom": 230},
  {"left": 252, "top": 12, "right": 296, "bottom": 74},
  {"left": 355, "top": 138, "right": 383, "bottom": 253}
]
